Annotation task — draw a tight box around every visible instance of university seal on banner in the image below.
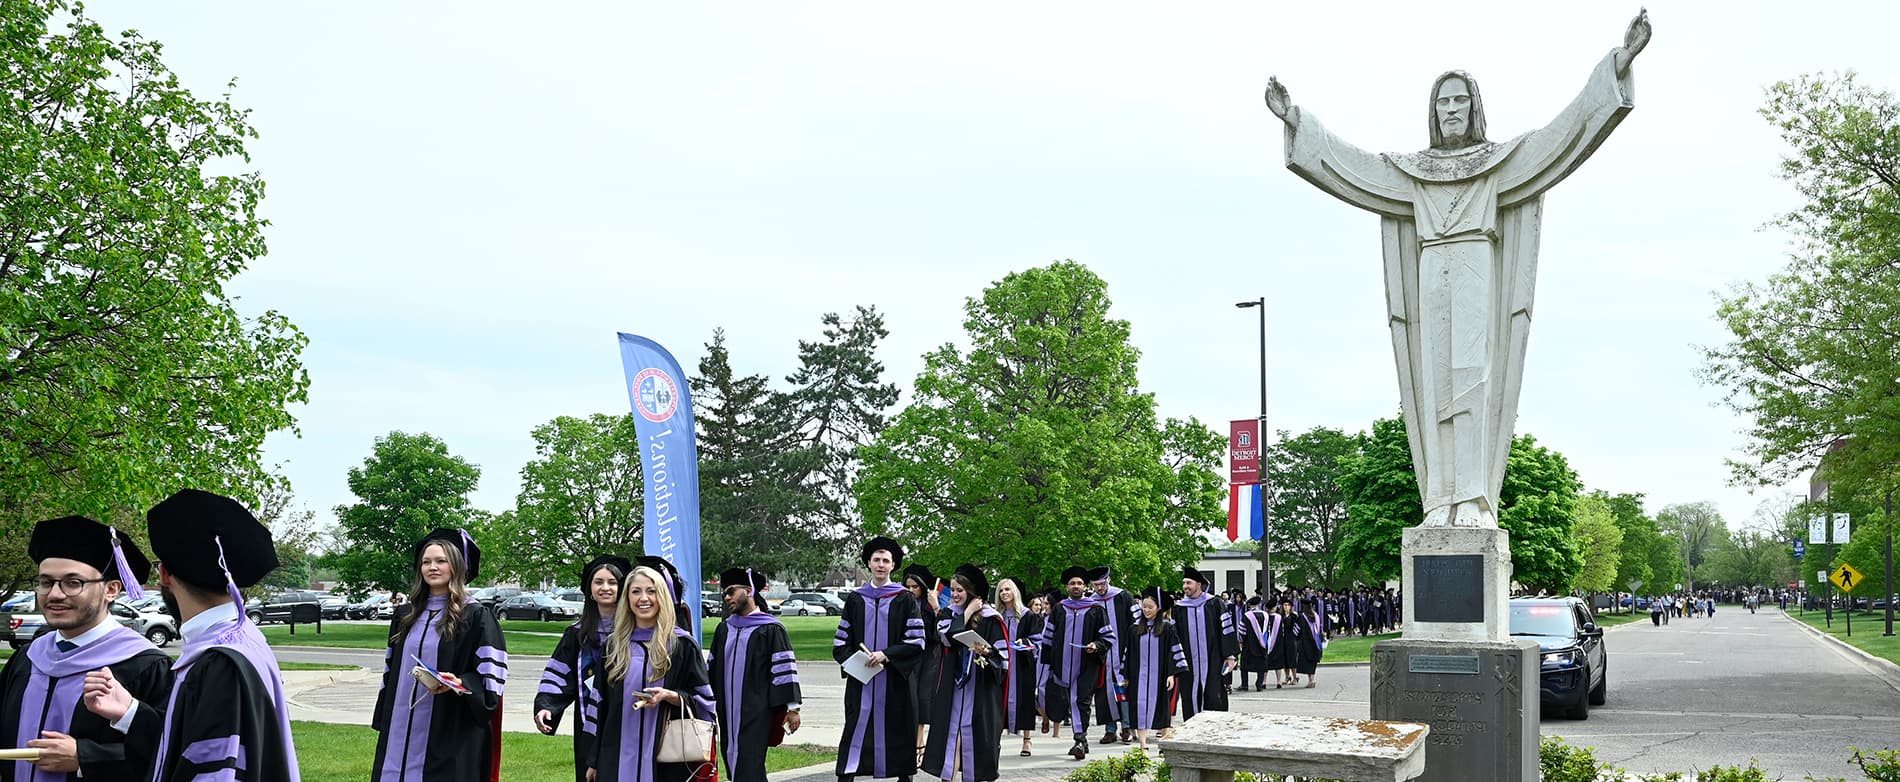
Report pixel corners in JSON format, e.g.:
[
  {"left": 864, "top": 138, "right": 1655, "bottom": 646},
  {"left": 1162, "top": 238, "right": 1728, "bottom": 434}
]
[{"left": 631, "top": 368, "right": 680, "bottom": 423}]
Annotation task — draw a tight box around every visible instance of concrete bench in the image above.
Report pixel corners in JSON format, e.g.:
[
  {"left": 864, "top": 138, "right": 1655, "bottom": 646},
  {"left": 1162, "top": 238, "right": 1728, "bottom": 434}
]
[{"left": 1158, "top": 712, "right": 1429, "bottom": 782}]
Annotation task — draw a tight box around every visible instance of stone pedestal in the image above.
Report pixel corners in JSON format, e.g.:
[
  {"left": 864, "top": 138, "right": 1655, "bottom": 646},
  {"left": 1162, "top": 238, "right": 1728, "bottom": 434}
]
[
  {"left": 1401, "top": 526, "right": 1513, "bottom": 643},
  {"left": 1369, "top": 638, "right": 1539, "bottom": 782}
]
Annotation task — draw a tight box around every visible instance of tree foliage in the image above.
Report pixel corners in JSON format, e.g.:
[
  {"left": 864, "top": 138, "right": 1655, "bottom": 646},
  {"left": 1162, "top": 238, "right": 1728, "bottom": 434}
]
[
  {"left": 253, "top": 478, "right": 319, "bottom": 593},
  {"left": 0, "top": 0, "right": 308, "bottom": 570},
  {"left": 1498, "top": 435, "right": 1584, "bottom": 593},
  {"left": 855, "top": 262, "right": 1225, "bottom": 588},
  {"left": 1336, "top": 417, "right": 1417, "bottom": 585},
  {"left": 332, "top": 432, "right": 482, "bottom": 593},
  {"left": 1571, "top": 494, "right": 1623, "bottom": 593},
  {"left": 1336, "top": 418, "right": 1584, "bottom": 591},
  {"left": 496, "top": 413, "right": 643, "bottom": 586},
  {"left": 1601, "top": 491, "right": 1677, "bottom": 596},
  {"left": 1264, "top": 426, "right": 1359, "bottom": 589},
  {"left": 1702, "top": 72, "right": 1900, "bottom": 497},
  {"left": 1657, "top": 502, "right": 1726, "bottom": 593}
]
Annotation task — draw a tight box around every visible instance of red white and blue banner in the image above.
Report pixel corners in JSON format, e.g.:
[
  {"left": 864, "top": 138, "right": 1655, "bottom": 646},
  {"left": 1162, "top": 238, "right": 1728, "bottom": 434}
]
[
  {"left": 616, "top": 333, "right": 704, "bottom": 634},
  {"left": 1227, "top": 483, "right": 1264, "bottom": 543}
]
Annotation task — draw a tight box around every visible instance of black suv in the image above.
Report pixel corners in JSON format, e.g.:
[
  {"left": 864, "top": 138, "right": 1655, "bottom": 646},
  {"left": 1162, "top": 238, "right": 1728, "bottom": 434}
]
[
  {"left": 247, "top": 590, "right": 324, "bottom": 625},
  {"left": 1509, "top": 597, "right": 1607, "bottom": 720}
]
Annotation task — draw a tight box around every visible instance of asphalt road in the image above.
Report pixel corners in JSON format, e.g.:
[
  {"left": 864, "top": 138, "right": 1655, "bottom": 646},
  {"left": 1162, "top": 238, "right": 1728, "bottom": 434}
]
[{"left": 274, "top": 608, "right": 1900, "bottom": 780}]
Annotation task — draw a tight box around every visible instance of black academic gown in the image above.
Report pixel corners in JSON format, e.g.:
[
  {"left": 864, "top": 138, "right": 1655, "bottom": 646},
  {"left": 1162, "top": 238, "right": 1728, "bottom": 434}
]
[
  {"left": 1292, "top": 614, "right": 1323, "bottom": 676},
  {"left": 118, "top": 615, "right": 300, "bottom": 782},
  {"left": 1039, "top": 598, "right": 1110, "bottom": 736},
  {"left": 1004, "top": 612, "right": 1043, "bottom": 733},
  {"left": 1267, "top": 613, "right": 1296, "bottom": 671},
  {"left": 1120, "top": 621, "right": 1187, "bottom": 731},
  {"left": 1238, "top": 610, "right": 1273, "bottom": 674},
  {"left": 592, "top": 630, "right": 715, "bottom": 782},
  {"left": 711, "top": 613, "right": 801, "bottom": 782},
  {"left": 912, "top": 595, "right": 943, "bottom": 728},
  {"left": 0, "top": 630, "right": 172, "bottom": 782},
  {"left": 371, "top": 598, "right": 509, "bottom": 782},
  {"left": 533, "top": 623, "right": 607, "bottom": 782},
  {"left": 921, "top": 607, "right": 1008, "bottom": 782},
  {"left": 832, "top": 584, "right": 924, "bottom": 780},
  {"left": 1091, "top": 590, "right": 1134, "bottom": 728},
  {"left": 1170, "top": 595, "right": 1237, "bottom": 719}
]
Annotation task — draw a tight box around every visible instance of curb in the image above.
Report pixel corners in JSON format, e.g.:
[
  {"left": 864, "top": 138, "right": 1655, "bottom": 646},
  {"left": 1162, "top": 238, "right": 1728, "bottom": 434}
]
[{"left": 1777, "top": 609, "right": 1900, "bottom": 695}]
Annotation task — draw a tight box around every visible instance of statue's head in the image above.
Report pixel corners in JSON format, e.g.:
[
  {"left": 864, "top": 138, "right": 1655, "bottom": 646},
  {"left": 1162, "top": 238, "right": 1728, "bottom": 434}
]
[{"left": 1428, "top": 70, "right": 1487, "bottom": 149}]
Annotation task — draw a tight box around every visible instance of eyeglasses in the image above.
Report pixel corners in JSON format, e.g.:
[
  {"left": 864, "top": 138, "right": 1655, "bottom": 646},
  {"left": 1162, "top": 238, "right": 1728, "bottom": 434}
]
[{"left": 34, "top": 576, "right": 109, "bottom": 594}]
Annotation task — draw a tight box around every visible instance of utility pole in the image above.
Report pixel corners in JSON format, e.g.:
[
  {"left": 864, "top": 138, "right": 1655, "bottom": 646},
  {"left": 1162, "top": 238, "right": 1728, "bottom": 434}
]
[
  {"left": 1236, "top": 297, "right": 1272, "bottom": 597},
  {"left": 1885, "top": 490, "right": 1894, "bottom": 637}
]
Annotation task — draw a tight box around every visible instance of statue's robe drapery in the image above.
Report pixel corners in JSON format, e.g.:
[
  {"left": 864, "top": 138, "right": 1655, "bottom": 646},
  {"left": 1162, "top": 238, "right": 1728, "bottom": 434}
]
[{"left": 1281, "top": 51, "right": 1633, "bottom": 525}]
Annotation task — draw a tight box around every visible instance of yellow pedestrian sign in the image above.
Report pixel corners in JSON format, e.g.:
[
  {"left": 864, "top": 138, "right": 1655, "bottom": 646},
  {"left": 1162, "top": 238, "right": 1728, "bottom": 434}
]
[{"left": 1830, "top": 563, "right": 1865, "bottom": 593}]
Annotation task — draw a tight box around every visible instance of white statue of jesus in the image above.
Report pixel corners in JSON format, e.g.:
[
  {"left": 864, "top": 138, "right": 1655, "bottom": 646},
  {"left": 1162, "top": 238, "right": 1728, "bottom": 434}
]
[{"left": 1266, "top": 11, "right": 1651, "bottom": 528}]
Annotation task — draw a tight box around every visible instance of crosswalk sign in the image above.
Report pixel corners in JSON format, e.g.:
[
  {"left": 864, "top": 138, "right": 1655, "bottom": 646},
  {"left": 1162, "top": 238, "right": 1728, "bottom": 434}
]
[{"left": 1831, "top": 563, "right": 1865, "bottom": 593}]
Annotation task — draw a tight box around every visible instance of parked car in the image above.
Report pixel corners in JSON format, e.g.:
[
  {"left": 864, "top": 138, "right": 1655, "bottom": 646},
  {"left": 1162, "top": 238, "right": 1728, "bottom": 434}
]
[
  {"left": 348, "top": 594, "right": 392, "bottom": 620},
  {"left": 247, "top": 590, "right": 324, "bottom": 625},
  {"left": 471, "top": 586, "right": 524, "bottom": 609},
  {"left": 784, "top": 592, "right": 845, "bottom": 616},
  {"left": 1, "top": 593, "right": 44, "bottom": 649},
  {"left": 110, "top": 599, "right": 178, "bottom": 647},
  {"left": 699, "top": 591, "right": 723, "bottom": 618},
  {"left": 1510, "top": 597, "right": 1607, "bottom": 720},
  {"left": 776, "top": 599, "right": 828, "bottom": 617},
  {"left": 124, "top": 594, "right": 168, "bottom": 614},
  {"left": 496, "top": 593, "right": 579, "bottom": 622},
  {"left": 316, "top": 594, "right": 350, "bottom": 620},
  {"left": 553, "top": 591, "right": 586, "bottom": 615}
]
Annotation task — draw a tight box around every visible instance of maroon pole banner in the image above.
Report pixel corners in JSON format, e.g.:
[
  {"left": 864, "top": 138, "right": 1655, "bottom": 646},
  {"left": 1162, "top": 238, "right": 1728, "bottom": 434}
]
[{"left": 1229, "top": 419, "right": 1260, "bottom": 484}]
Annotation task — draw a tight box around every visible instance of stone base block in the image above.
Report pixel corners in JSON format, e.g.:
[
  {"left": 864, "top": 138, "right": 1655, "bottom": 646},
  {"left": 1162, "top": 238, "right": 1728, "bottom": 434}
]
[
  {"left": 1369, "top": 638, "right": 1539, "bottom": 782},
  {"left": 1402, "top": 526, "right": 1513, "bottom": 642}
]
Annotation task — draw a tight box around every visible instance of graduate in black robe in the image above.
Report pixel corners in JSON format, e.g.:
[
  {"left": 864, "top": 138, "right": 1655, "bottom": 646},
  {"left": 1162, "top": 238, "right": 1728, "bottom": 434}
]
[
  {"left": 1292, "top": 604, "right": 1325, "bottom": 686},
  {"left": 1170, "top": 567, "right": 1237, "bottom": 720},
  {"left": 1037, "top": 567, "right": 1111, "bottom": 761},
  {"left": 902, "top": 563, "right": 944, "bottom": 761},
  {"left": 1085, "top": 566, "right": 1135, "bottom": 745},
  {"left": 372, "top": 528, "right": 509, "bottom": 782},
  {"left": 711, "top": 567, "right": 802, "bottom": 782},
  {"left": 1029, "top": 591, "right": 1063, "bottom": 738},
  {"left": 2, "top": 516, "right": 173, "bottom": 782},
  {"left": 1121, "top": 587, "right": 1187, "bottom": 751},
  {"left": 82, "top": 489, "right": 302, "bottom": 782},
  {"left": 991, "top": 578, "right": 1038, "bottom": 757},
  {"left": 1268, "top": 601, "right": 1299, "bottom": 686},
  {"left": 922, "top": 565, "right": 1008, "bottom": 782},
  {"left": 535, "top": 555, "right": 628, "bottom": 782},
  {"left": 834, "top": 537, "right": 925, "bottom": 782},
  {"left": 1236, "top": 599, "right": 1273, "bottom": 691},
  {"left": 591, "top": 565, "right": 715, "bottom": 782}
]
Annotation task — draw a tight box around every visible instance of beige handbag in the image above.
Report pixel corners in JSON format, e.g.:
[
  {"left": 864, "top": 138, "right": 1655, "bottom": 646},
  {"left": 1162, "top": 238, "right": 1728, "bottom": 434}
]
[{"left": 657, "top": 687, "right": 715, "bottom": 764}]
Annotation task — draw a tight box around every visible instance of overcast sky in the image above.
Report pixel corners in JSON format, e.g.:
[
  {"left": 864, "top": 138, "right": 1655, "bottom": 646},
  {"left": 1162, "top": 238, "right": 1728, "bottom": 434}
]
[{"left": 90, "top": 2, "right": 1900, "bottom": 536}]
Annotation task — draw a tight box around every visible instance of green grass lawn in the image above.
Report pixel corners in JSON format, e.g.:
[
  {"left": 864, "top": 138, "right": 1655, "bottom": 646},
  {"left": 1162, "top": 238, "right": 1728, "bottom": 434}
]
[
  {"left": 1319, "top": 631, "right": 1401, "bottom": 663},
  {"left": 290, "top": 720, "right": 831, "bottom": 781},
  {"left": 279, "top": 661, "right": 364, "bottom": 672},
  {"left": 1593, "top": 611, "right": 1648, "bottom": 629},
  {"left": 1789, "top": 609, "right": 1900, "bottom": 667},
  {"left": 492, "top": 616, "right": 849, "bottom": 660},
  {"left": 261, "top": 623, "right": 561, "bottom": 657}
]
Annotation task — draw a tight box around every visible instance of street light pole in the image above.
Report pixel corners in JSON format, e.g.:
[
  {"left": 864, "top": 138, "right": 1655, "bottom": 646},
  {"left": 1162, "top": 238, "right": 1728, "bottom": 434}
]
[
  {"left": 1885, "top": 489, "right": 1894, "bottom": 637},
  {"left": 1236, "top": 297, "right": 1272, "bottom": 597}
]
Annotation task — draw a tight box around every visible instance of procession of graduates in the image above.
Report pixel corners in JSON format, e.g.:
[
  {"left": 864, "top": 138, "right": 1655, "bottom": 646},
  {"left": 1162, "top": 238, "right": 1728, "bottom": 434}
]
[{"left": 1, "top": 498, "right": 1401, "bottom": 782}]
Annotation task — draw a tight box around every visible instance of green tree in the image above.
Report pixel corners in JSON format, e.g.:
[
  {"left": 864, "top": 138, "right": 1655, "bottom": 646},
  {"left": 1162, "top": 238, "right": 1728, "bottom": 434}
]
[
  {"left": 1336, "top": 417, "right": 1419, "bottom": 586},
  {"left": 1337, "top": 418, "right": 1586, "bottom": 591},
  {"left": 502, "top": 414, "right": 644, "bottom": 586},
  {"left": 779, "top": 307, "right": 902, "bottom": 550},
  {"left": 1264, "top": 426, "right": 1358, "bottom": 589},
  {"left": 1657, "top": 502, "right": 1726, "bottom": 593},
  {"left": 253, "top": 479, "right": 318, "bottom": 593},
  {"left": 1702, "top": 72, "right": 1900, "bottom": 501},
  {"left": 693, "top": 330, "right": 836, "bottom": 580},
  {"left": 1498, "top": 435, "right": 1585, "bottom": 593},
  {"left": 1603, "top": 492, "right": 1656, "bottom": 596},
  {"left": 1571, "top": 494, "right": 1624, "bottom": 594},
  {"left": 332, "top": 432, "right": 482, "bottom": 593},
  {"left": 855, "top": 261, "right": 1226, "bottom": 588},
  {"left": 0, "top": 0, "right": 309, "bottom": 588}
]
